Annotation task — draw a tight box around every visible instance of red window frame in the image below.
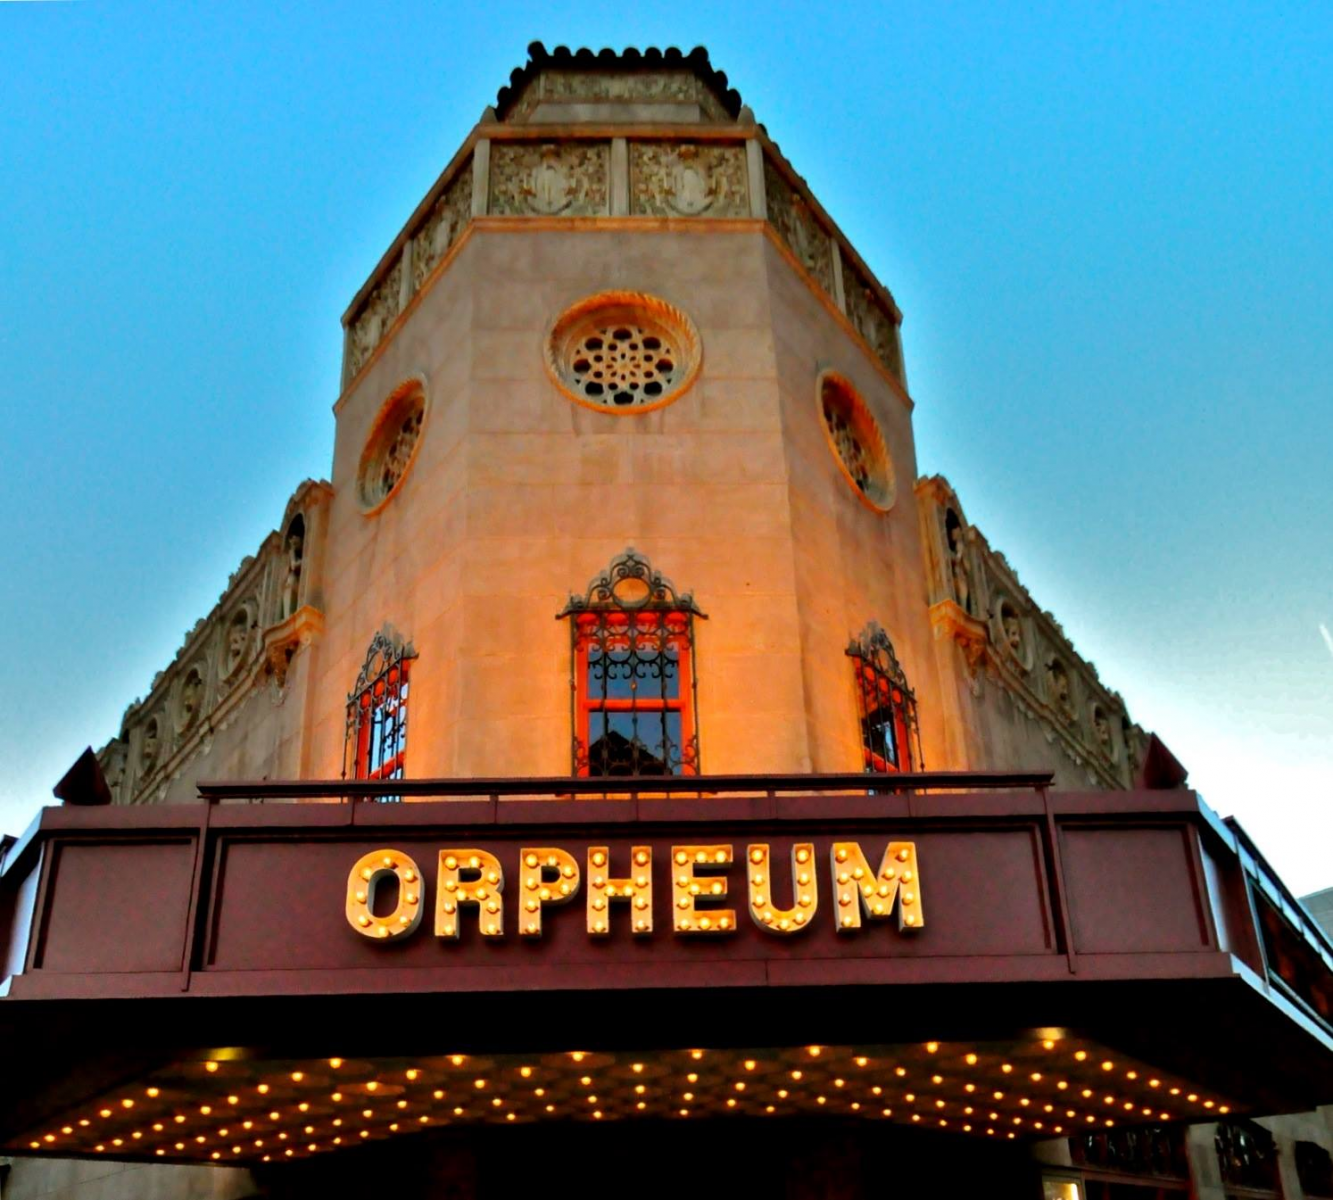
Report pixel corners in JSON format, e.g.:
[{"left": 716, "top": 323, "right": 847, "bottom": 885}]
[
  {"left": 854, "top": 659, "right": 912, "bottom": 773},
  {"left": 346, "top": 650, "right": 407, "bottom": 784},
  {"left": 573, "top": 609, "right": 697, "bottom": 777}
]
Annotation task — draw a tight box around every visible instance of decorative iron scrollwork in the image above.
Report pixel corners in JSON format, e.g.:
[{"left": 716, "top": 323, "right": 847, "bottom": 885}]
[
  {"left": 343, "top": 627, "right": 417, "bottom": 797},
  {"left": 846, "top": 622, "right": 922, "bottom": 773},
  {"left": 559, "top": 549, "right": 705, "bottom": 777}
]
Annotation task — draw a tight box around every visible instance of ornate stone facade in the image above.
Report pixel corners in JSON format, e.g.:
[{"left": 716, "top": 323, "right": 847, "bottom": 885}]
[
  {"left": 629, "top": 142, "right": 749, "bottom": 217},
  {"left": 99, "top": 480, "right": 332, "bottom": 804},
  {"left": 489, "top": 141, "right": 610, "bottom": 217},
  {"left": 764, "top": 158, "right": 835, "bottom": 295},
  {"left": 916, "top": 475, "right": 1143, "bottom": 787}
]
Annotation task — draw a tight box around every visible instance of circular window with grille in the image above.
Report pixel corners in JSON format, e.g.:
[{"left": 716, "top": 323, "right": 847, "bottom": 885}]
[
  {"left": 358, "top": 378, "right": 427, "bottom": 514},
  {"left": 817, "top": 371, "right": 894, "bottom": 512},
  {"left": 546, "top": 292, "right": 702, "bottom": 414}
]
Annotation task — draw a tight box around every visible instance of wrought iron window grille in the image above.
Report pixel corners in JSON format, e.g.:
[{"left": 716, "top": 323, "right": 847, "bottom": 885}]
[
  {"left": 847, "top": 622, "right": 923, "bottom": 774},
  {"left": 343, "top": 627, "right": 417, "bottom": 801},
  {"left": 558, "top": 548, "right": 706, "bottom": 778}
]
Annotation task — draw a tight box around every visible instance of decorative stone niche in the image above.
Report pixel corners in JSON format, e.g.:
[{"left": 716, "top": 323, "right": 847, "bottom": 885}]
[
  {"left": 816, "top": 371, "right": 894, "bottom": 512},
  {"left": 546, "top": 292, "right": 701, "bottom": 414},
  {"left": 358, "top": 379, "right": 427, "bottom": 513}
]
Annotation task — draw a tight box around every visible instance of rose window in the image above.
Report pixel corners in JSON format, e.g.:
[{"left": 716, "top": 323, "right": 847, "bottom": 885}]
[
  {"left": 547, "top": 292, "right": 701, "bottom": 413},
  {"left": 818, "top": 372, "right": 894, "bottom": 511},
  {"left": 358, "top": 380, "right": 426, "bottom": 512}
]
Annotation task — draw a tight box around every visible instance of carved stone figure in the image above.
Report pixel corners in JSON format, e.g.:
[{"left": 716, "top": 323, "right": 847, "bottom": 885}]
[
  {"left": 1093, "top": 706, "right": 1113, "bottom": 753},
  {"left": 1000, "top": 603, "right": 1024, "bottom": 658},
  {"left": 1047, "top": 660, "right": 1074, "bottom": 718},
  {"left": 281, "top": 528, "right": 304, "bottom": 620},
  {"left": 227, "top": 609, "right": 251, "bottom": 673},
  {"left": 179, "top": 670, "right": 203, "bottom": 732},
  {"left": 763, "top": 159, "right": 834, "bottom": 295},
  {"left": 947, "top": 515, "right": 973, "bottom": 615},
  {"left": 843, "top": 258, "right": 901, "bottom": 380},
  {"left": 140, "top": 719, "right": 160, "bottom": 775},
  {"left": 412, "top": 163, "right": 472, "bottom": 291},
  {"left": 346, "top": 259, "right": 404, "bottom": 380}
]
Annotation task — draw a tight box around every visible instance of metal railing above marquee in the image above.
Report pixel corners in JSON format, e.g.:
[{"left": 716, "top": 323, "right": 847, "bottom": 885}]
[{"left": 196, "top": 769, "right": 1055, "bottom": 805}]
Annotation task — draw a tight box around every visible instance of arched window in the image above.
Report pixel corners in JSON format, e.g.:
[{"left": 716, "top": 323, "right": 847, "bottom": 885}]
[
  {"left": 343, "top": 628, "right": 416, "bottom": 785},
  {"left": 847, "top": 622, "right": 922, "bottom": 773},
  {"left": 558, "top": 549, "right": 705, "bottom": 777}
]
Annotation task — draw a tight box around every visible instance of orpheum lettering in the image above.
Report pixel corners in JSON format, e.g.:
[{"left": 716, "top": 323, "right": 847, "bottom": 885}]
[{"left": 345, "top": 841, "right": 923, "bottom": 942}]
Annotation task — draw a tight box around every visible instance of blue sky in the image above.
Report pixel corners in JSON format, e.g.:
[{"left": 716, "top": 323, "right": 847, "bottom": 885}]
[{"left": 2, "top": 3, "right": 1330, "bottom": 887}]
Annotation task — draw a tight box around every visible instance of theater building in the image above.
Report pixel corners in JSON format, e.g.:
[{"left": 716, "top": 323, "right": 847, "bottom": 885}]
[{"left": 4, "top": 44, "right": 1333, "bottom": 1200}]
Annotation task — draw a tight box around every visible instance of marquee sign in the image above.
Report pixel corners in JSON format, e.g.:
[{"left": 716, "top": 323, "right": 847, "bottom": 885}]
[{"left": 345, "top": 841, "right": 923, "bottom": 942}]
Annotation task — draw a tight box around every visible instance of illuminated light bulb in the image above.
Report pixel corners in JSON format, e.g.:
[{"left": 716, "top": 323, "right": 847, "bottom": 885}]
[
  {"left": 1043, "top": 1039, "right": 1056, "bottom": 1050},
  {"left": 1074, "top": 1051, "right": 1088, "bottom": 1062},
  {"left": 366, "top": 1082, "right": 378, "bottom": 1093},
  {"left": 1204, "top": 1100, "right": 1215, "bottom": 1109},
  {"left": 1081, "top": 1089, "right": 1093, "bottom": 1098},
  {"left": 1030, "top": 1073, "right": 1042, "bottom": 1082},
  {"left": 807, "top": 1045, "right": 822, "bottom": 1057},
  {"left": 925, "top": 1042, "right": 939, "bottom": 1054},
  {"left": 726, "top": 1099, "right": 737, "bottom": 1108},
  {"left": 931, "top": 1075, "right": 943, "bottom": 1085},
  {"left": 1148, "top": 1078, "right": 1160, "bottom": 1088},
  {"left": 204, "top": 1063, "right": 219, "bottom": 1074},
  {"left": 816, "top": 1096, "right": 827, "bottom": 1106},
  {"left": 200, "top": 1105, "right": 212, "bottom": 1115},
  {"left": 1169, "top": 1087, "right": 1181, "bottom": 1096},
  {"left": 291, "top": 1072, "right": 304, "bottom": 1083},
  {"left": 790, "top": 1070, "right": 803, "bottom": 1081},
  {"left": 1187, "top": 1093, "right": 1198, "bottom": 1102},
  {"left": 257, "top": 1084, "right": 269, "bottom": 1095},
  {"left": 1001, "top": 1064, "right": 1013, "bottom": 1074},
  {"left": 895, "top": 1067, "right": 908, "bottom": 1078},
  {"left": 176, "top": 1115, "right": 187, "bottom": 1123},
  {"left": 906, "top": 1093, "right": 916, "bottom": 1102},
  {"left": 1218, "top": 1106, "right": 1230, "bottom": 1114},
  {"left": 1057, "top": 1081, "right": 1068, "bottom": 1091},
  {"left": 855, "top": 1057, "right": 868, "bottom": 1067},
  {"left": 872, "top": 1087, "right": 883, "bottom": 1096}
]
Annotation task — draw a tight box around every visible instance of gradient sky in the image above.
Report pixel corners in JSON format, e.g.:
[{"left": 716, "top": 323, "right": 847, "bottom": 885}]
[{"left": 2, "top": 3, "right": 1330, "bottom": 889}]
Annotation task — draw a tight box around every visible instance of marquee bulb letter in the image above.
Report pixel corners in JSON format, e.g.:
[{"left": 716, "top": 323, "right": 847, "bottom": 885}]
[
  {"left": 747, "top": 843, "right": 818, "bottom": 935},
  {"left": 587, "top": 846, "right": 654, "bottom": 936},
  {"left": 436, "top": 850, "right": 505, "bottom": 939},
  {"left": 346, "top": 849, "right": 425, "bottom": 942},
  {"left": 672, "top": 845, "right": 736, "bottom": 935},
  {"left": 519, "top": 847, "right": 581, "bottom": 937},
  {"left": 829, "top": 841, "right": 924, "bottom": 932}
]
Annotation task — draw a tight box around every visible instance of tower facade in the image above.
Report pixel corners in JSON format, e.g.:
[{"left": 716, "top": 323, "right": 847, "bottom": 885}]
[{"left": 97, "top": 43, "right": 1146, "bottom": 808}]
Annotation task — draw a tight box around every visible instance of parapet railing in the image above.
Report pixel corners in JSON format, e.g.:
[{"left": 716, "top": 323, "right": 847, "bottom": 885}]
[{"left": 196, "top": 769, "right": 1054, "bottom": 805}]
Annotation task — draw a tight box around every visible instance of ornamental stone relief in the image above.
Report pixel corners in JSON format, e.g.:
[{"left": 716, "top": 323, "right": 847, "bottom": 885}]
[
  {"left": 347, "top": 258, "right": 403, "bottom": 380},
  {"left": 358, "top": 380, "right": 426, "bottom": 510},
  {"left": 489, "top": 142, "right": 610, "bottom": 217},
  {"left": 842, "top": 252, "right": 902, "bottom": 381},
  {"left": 412, "top": 162, "right": 473, "bottom": 292},
  {"left": 629, "top": 142, "right": 748, "bottom": 217},
  {"left": 543, "top": 69, "right": 698, "bottom": 104},
  {"left": 764, "top": 159, "right": 834, "bottom": 296}
]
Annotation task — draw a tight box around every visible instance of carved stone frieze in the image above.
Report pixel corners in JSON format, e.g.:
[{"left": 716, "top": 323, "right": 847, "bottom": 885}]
[
  {"left": 347, "top": 258, "right": 403, "bottom": 380},
  {"left": 764, "top": 159, "right": 834, "bottom": 295},
  {"left": 412, "top": 162, "right": 473, "bottom": 292},
  {"left": 489, "top": 141, "right": 610, "bottom": 217},
  {"left": 842, "top": 251, "right": 902, "bottom": 381},
  {"left": 629, "top": 142, "right": 748, "bottom": 217}
]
